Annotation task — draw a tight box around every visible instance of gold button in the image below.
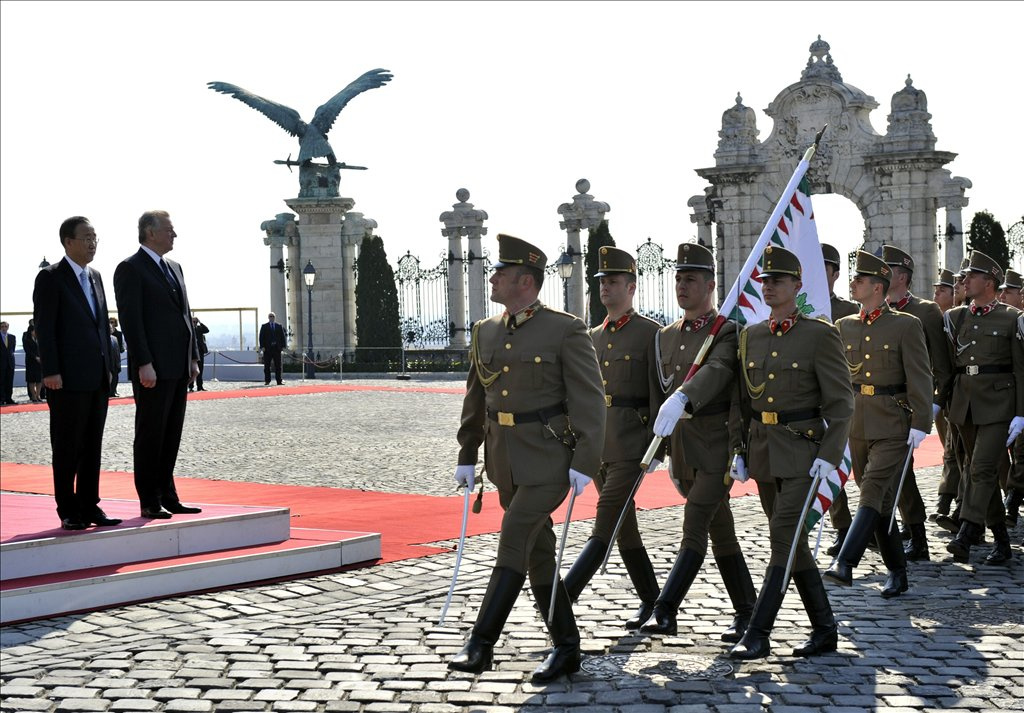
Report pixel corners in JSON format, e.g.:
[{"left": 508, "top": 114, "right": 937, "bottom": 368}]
[
  {"left": 865, "top": 371, "right": 871, "bottom": 377},
  {"left": 602, "top": 379, "right": 607, "bottom": 385},
  {"left": 607, "top": 343, "right": 613, "bottom": 349},
  {"left": 534, "top": 356, "right": 542, "bottom": 363},
  {"left": 685, "top": 326, "right": 691, "bottom": 332},
  {"left": 865, "top": 354, "right": 871, "bottom": 359},
  {"left": 624, "top": 355, "right": 631, "bottom": 361},
  {"left": 748, "top": 361, "right": 755, "bottom": 367},
  {"left": 767, "top": 396, "right": 774, "bottom": 403},
  {"left": 884, "top": 344, "right": 889, "bottom": 349},
  {"left": 680, "top": 345, "right": 685, "bottom": 350},
  {"left": 505, "top": 343, "right": 512, "bottom": 350},
  {"left": 771, "top": 351, "right": 778, "bottom": 357},
  {"left": 775, "top": 331, "right": 783, "bottom": 337},
  {"left": 791, "top": 362, "right": 798, "bottom": 368},
  {"left": 807, "top": 429, "right": 814, "bottom": 436},
  {"left": 847, "top": 345, "right": 852, "bottom": 350},
  {"left": 610, "top": 327, "right": 616, "bottom": 333},
  {"left": 865, "top": 336, "right": 871, "bottom": 342},
  {"left": 768, "top": 373, "right": 775, "bottom": 380},
  {"left": 501, "top": 389, "right": 508, "bottom": 396},
  {"left": 502, "top": 366, "right": 510, "bottom": 373},
  {"left": 676, "top": 365, "right": 682, "bottom": 371},
  {"left": 604, "top": 360, "right": 610, "bottom": 367},
  {"left": 969, "top": 356, "right": 975, "bottom": 361}
]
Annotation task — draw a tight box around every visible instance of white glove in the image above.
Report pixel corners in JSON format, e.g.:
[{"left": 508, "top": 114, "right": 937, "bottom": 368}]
[
  {"left": 653, "top": 391, "right": 689, "bottom": 437},
  {"left": 907, "top": 428, "right": 927, "bottom": 449},
  {"left": 647, "top": 458, "right": 662, "bottom": 472},
  {"left": 568, "top": 468, "right": 592, "bottom": 496},
  {"left": 808, "top": 458, "right": 835, "bottom": 480},
  {"left": 1008, "top": 416, "right": 1024, "bottom": 447},
  {"left": 730, "top": 454, "right": 749, "bottom": 483},
  {"left": 932, "top": 403, "right": 941, "bottom": 420},
  {"left": 454, "top": 465, "right": 475, "bottom": 489}
]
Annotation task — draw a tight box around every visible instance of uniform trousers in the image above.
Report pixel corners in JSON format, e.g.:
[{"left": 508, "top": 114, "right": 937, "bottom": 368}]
[
  {"left": 671, "top": 462, "right": 742, "bottom": 558},
  {"left": 1010, "top": 435, "right": 1024, "bottom": 491},
  {"left": 753, "top": 474, "right": 817, "bottom": 572},
  {"left": 827, "top": 489, "right": 852, "bottom": 531},
  {"left": 849, "top": 436, "right": 907, "bottom": 517},
  {"left": 896, "top": 457, "right": 927, "bottom": 525},
  {"left": 493, "top": 480, "right": 570, "bottom": 592},
  {"left": 958, "top": 420, "right": 1010, "bottom": 526},
  {"left": 938, "top": 408, "right": 964, "bottom": 496},
  {"left": 591, "top": 460, "right": 644, "bottom": 550},
  {"left": 132, "top": 376, "right": 189, "bottom": 511},
  {"left": 48, "top": 387, "right": 109, "bottom": 519}
]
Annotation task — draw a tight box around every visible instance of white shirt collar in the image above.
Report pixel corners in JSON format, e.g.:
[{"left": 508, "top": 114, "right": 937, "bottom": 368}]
[
  {"left": 140, "top": 244, "right": 164, "bottom": 266},
  {"left": 63, "top": 254, "right": 88, "bottom": 278}
]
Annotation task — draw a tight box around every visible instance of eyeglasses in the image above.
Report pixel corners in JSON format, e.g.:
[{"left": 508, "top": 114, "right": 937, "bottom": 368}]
[{"left": 71, "top": 237, "right": 99, "bottom": 245}]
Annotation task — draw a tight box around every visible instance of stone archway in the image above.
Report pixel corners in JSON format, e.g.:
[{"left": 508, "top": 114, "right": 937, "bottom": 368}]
[{"left": 689, "top": 37, "right": 972, "bottom": 298}]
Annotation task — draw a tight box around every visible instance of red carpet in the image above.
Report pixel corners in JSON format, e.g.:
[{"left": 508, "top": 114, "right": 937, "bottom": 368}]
[
  {"left": 0, "top": 382, "right": 465, "bottom": 414},
  {"left": 1, "top": 463, "right": 759, "bottom": 564}
]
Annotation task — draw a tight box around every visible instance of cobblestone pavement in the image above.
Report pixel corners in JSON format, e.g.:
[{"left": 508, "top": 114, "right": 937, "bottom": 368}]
[{"left": 2, "top": 378, "right": 1023, "bottom": 712}]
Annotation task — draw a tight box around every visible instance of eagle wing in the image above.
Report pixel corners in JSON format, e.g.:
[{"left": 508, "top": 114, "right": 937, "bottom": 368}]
[
  {"left": 207, "top": 82, "right": 304, "bottom": 137},
  {"left": 310, "top": 68, "right": 392, "bottom": 136}
]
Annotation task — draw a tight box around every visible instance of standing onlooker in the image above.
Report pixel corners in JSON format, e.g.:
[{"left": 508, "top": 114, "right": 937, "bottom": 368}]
[
  {"left": 190, "top": 315, "right": 210, "bottom": 392},
  {"left": 107, "top": 322, "right": 122, "bottom": 398},
  {"left": 33, "top": 216, "right": 121, "bottom": 530},
  {"left": 113, "top": 210, "right": 202, "bottom": 519},
  {"left": 23, "top": 324, "right": 43, "bottom": 403},
  {"left": 0, "top": 321, "right": 16, "bottom": 405},
  {"left": 108, "top": 316, "right": 125, "bottom": 397},
  {"left": 258, "top": 312, "right": 285, "bottom": 385}
]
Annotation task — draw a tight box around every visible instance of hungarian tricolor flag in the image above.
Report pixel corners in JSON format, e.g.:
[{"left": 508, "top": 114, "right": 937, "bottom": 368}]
[{"left": 718, "top": 157, "right": 853, "bottom": 535}]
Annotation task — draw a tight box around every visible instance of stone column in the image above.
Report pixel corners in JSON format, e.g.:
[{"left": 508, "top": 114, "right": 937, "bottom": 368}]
[
  {"left": 942, "top": 197, "right": 968, "bottom": 271},
  {"left": 440, "top": 188, "right": 488, "bottom": 348},
  {"left": 284, "top": 195, "right": 355, "bottom": 359},
  {"left": 340, "top": 212, "right": 378, "bottom": 357},
  {"left": 261, "top": 213, "right": 298, "bottom": 347},
  {"left": 558, "top": 179, "right": 609, "bottom": 319}
]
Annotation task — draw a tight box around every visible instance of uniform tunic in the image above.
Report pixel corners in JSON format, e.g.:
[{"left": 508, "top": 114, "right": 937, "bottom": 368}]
[
  {"left": 837, "top": 306, "right": 933, "bottom": 515},
  {"left": 942, "top": 302, "right": 1024, "bottom": 525},
  {"left": 588, "top": 310, "right": 662, "bottom": 549},
  {"left": 740, "top": 314, "right": 854, "bottom": 570},
  {"left": 827, "top": 293, "right": 860, "bottom": 530},
  {"left": 458, "top": 302, "right": 606, "bottom": 584},
  {"left": 656, "top": 311, "right": 743, "bottom": 558}
]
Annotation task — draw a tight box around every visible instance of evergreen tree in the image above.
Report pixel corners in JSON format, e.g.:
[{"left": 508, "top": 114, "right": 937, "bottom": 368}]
[
  {"left": 355, "top": 234, "right": 402, "bottom": 369},
  {"left": 967, "top": 210, "right": 1009, "bottom": 271},
  {"left": 585, "top": 219, "right": 616, "bottom": 327}
]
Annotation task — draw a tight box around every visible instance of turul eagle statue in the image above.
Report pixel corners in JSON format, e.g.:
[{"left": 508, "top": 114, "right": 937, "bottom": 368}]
[{"left": 207, "top": 68, "right": 392, "bottom": 169}]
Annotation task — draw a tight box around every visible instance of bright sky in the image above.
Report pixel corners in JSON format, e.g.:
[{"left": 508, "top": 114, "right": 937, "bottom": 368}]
[{"left": 2, "top": 1, "right": 1021, "bottom": 335}]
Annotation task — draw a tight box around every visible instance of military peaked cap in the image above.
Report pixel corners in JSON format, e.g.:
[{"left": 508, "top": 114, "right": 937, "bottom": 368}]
[
  {"left": 760, "top": 245, "right": 802, "bottom": 278},
  {"left": 965, "top": 250, "right": 1003, "bottom": 282},
  {"left": 821, "top": 243, "right": 842, "bottom": 267},
  {"left": 933, "top": 268, "right": 955, "bottom": 287},
  {"left": 882, "top": 244, "right": 914, "bottom": 272},
  {"left": 493, "top": 234, "right": 547, "bottom": 270},
  {"left": 853, "top": 250, "right": 892, "bottom": 282},
  {"left": 675, "top": 242, "right": 714, "bottom": 272},
  {"left": 1000, "top": 269, "right": 1023, "bottom": 290},
  {"left": 593, "top": 246, "right": 637, "bottom": 276}
]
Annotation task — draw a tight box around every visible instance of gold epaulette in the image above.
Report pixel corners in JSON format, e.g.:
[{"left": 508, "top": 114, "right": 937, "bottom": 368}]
[
  {"left": 470, "top": 322, "right": 501, "bottom": 388},
  {"left": 739, "top": 329, "right": 766, "bottom": 400}
]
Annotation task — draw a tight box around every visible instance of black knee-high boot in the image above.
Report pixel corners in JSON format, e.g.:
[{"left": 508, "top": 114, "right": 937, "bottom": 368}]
[
  {"left": 729, "top": 566, "right": 788, "bottom": 660},
  {"left": 715, "top": 552, "right": 757, "bottom": 643},
  {"left": 620, "top": 546, "right": 660, "bottom": 630},
  {"left": 823, "top": 507, "right": 881, "bottom": 586},
  {"left": 791, "top": 568, "right": 838, "bottom": 656},
  {"left": 639, "top": 549, "right": 703, "bottom": 635},
  {"left": 530, "top": 579, "right": 581, "bottom": 684},
  {"left": 563, "top": 537, "right": 608, "bottom": 602},
  {"left": 875, "top": 518, "right": 909, "bottom": 598},
  {"left": 448, "top": 567, "right": 526, "bottom": 673}
]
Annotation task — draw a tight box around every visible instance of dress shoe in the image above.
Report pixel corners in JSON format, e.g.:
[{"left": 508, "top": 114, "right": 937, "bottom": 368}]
[
  {"left": 87, "top": 509, "right": 123, "bottom": 527},
  {"left": 164, "top": 503, "right": 202, "bottom": 514},
  {"left": 60, "top": 517, "right": 87, "bottom": 530},
  {"left": 197, "top": 387, "right": 206, "bottom": 392},
  {"left": 264, "top": 380, "right": 271, "bottom": 385},
  {"left": 277, "top": 381, "right": 284, "bottom": 385},
  {"left": 141, "top": 507, "right": 173, "bottom": 519}
]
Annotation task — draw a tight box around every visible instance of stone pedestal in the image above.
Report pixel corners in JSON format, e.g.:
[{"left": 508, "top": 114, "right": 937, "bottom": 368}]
[
  {"left": 261, "top": 213, "right": 298, "bottom": 347},
  {"left": 440, "top": 189, "right": 488, "bottom": 347},
  {"left": 284, "top": 196, "right": 355, "bottom": 359}
]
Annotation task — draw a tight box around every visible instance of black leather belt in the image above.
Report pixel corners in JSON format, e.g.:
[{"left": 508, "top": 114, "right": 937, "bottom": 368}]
[
  {"left": 856, "top": 383, "right": 906, "bottom": 396},
  {"left": 487, "top": 403, "right": 565, "bottom": 427},
  {"left": 605, "top": 395, "right": 649, "bottom": 408},
  {"left": 695, "top": 401, "right": 731, "bottom": 416},
  {"left": 754, "top": 407, "right": 821, "bottom": 425},
  {"left": 956, "top": 365, "right": 1012, "bottom": 375}
]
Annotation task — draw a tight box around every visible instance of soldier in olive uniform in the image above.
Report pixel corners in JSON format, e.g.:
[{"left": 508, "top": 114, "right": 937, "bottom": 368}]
[
  {"left": 822, "top": 243, "right": 860, "bottom": 557},
  {"left": 450, "top": 234, "right": 606, "bottom": 682},
  {"left": 998, "top": 270, "right": 1024, "bottom": 526},
  {"left": 729, "top": 246, "right": 854, "bottom": 660},
  {"left": 563, "top": 246, "right": 664, "bottom": 629},
  {"left": 930, "top": 268, "right": 963, "bottom": 522},
  {"left": 823, "top": 252, "right": 933, "bottom": 597},
  {"left": 642, "top": 243, "right": 757, "bottom": 641},
  {"left": 882, "top": 245, "right": 953, "bottom": 561},
  {"left": 941, "top": 251, "right": 1024, "bottom": 565}
]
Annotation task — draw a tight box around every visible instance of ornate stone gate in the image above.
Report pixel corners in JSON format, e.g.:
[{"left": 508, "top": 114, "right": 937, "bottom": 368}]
[{"left": 689, "top": 37, "right": 972, "bottom": 298}]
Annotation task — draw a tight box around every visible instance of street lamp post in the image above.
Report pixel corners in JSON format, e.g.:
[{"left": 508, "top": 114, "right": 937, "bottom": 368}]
[
  {"left": 302, "top": 260, "right": 317, "bottom": 379},
  {"left": 557, "top": 248, "right": 574, "bottom": 312}
]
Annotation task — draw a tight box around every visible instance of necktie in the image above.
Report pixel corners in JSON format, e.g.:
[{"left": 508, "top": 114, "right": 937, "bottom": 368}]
[
  {"left": 161, "top": 260, "right": 178, "bottom": 290},
  {"left": 79, "top": 269, "right": 96, "bottom": 317}
]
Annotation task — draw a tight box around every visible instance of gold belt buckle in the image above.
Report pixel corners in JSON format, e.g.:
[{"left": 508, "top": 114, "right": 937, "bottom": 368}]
[
  {"left": 497, "top": 411, "right": 515, "bottom": 427},
  {"left": 965, "top": 365, "right": 980, "bottom": 376},
  {"left": 860, "top": 384, "right": 875, "bottom": 396},
  {"left": 605, "top": 394, "right": 613, "bottom": 408},
  {"left": 761, "top": 411, "right": 778, "bottom": 425}
]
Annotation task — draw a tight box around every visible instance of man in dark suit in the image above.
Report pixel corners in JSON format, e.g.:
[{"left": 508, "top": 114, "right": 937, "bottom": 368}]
[
  {"left": 258, "top": 312, "right": 285, "bottom": 385},
  {"left": 114, "top": 210, "right": 202, "bottom": 519},
  {"left": 33, "top": 216, "right": 122, "bottom": 530},
  {"left": 0, "top": 321, "right": 15, "bottom": 405}
]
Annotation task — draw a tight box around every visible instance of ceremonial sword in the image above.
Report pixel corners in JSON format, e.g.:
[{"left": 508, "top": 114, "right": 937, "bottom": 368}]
[{"left": 438, "top": 484, "right": 473, "bottom": 625}]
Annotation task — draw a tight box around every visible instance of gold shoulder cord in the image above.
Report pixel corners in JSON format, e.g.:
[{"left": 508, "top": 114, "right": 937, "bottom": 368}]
[
  {"left": 470, "top": 322, "right": 501, "bottom": 388},
  {"left": 846, "top": 355, "right": 863, "bottom": 377},
  {"left": 654, "top": 329, "right": 674, "bottom": 394},
  {"left": 739, "top": 329, "right": 765, "bottom": 400}
]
